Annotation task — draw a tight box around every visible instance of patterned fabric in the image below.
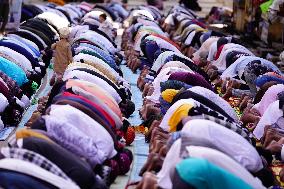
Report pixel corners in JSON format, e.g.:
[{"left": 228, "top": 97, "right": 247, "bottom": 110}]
[
  {"left": 191, "top": 114, "right": 251, "bottom": 142},
  {"left": 0, "top": 70, "right": 22, "bottom": 98},
  {"left": 1, "top": 147, "right": 72, "bottom": 182}
]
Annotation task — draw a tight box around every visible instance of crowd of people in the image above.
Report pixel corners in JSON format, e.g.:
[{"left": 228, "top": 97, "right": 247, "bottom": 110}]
[
  {"left": 0, "top": 0, "right": 284, "bottom": 188},
  {"left": 122, "top": 1, "right": 284, "bottom": 189},
  {"left": 0, "top": 1, "right": 138, "bottom": 188}
]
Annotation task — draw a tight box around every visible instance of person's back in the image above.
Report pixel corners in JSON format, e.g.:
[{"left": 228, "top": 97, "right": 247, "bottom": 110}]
[
  {"left": 52, "top": 27, "right": 73, "bottom": 80},
  {"left": 0, "top": 0, "right": 10, "bottom": 33},
  {"left": 54, "top": 39, "right": 72, "bottom": 74}
]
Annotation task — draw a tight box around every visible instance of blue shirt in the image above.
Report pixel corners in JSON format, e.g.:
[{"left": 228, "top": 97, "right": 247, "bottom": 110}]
[{"left": 0, "top": 56, "right": 28, "bottom": 86}]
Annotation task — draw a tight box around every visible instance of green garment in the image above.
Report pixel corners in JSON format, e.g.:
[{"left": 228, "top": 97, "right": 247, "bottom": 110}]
[
  {"left": 175, "top": 158, "right": 253, "bottom": 189},
  {"left": 260, "top": 0, "right": 274, "bottom": 13}
]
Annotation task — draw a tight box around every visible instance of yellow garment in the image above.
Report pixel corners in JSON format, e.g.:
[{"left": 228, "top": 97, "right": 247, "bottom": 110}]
[
  {"left": 162, "top": 89, "right": 179, "bottom": 103},
  {"left": 52, "top": 39, "right": 73, "bottom": 75},
  {"left": 16, "top": 129, "right": 53, "bottom": 143},
  {"left": 168, "top": 103, "right": 193, "bottom": 132}
]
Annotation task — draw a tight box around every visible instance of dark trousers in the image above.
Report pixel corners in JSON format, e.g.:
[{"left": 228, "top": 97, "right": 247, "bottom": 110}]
[{"left": 0, "top": 1, "right": 10, "bottom": 32}]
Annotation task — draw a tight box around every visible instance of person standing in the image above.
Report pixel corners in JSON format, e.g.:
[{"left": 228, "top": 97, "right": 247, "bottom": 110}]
[
  {"left": 0, "top": 0, "right": 10, "bottom": 34},
  {"left": 51, "top": 27, "right": 73, "bottom": 84}
]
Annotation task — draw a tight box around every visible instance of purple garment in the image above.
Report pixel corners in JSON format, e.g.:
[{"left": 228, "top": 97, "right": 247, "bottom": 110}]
[{"left": 169, "top": 72, "right": 213, "bottom": 90}]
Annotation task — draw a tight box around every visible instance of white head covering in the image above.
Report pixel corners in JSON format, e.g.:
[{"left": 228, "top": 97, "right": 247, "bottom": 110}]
[
  {"left": 254, "top": 100, "right": 284, "bottom": 139},
  {"left": 59, "top": 27, "right": 70, "bottom": 39},
  {"left": 253, "top": 84, "right": 284, "bottom": 116}
]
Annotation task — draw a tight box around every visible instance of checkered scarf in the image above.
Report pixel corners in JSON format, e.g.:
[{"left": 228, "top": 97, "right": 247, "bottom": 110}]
[{"left": 1, "top": 147, "right": 72, "bottom": 182}]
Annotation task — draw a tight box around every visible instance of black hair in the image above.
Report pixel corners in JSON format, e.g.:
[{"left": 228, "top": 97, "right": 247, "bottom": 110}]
[
  {"left": 120, "top": 99, "right": 135, "bottom": 118},
  {"left": 253, "top": 168, "right": 275, "bottom": 188},
  {"left": 278, "top": 91, "right": 284, "bottom": 114},
  {"left": 179, "top": 0, "right": 201, "bottom": 11},
  {"left": 99, "top": 13, "right": 107, "bottom": 20}
]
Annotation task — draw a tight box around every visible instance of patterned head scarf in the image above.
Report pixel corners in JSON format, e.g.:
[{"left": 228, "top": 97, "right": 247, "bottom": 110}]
[{"left": 243, "top": 60, "right": 273, "bottom": 95}]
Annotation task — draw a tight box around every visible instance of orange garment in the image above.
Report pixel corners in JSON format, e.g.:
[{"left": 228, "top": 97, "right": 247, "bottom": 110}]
[
  {"left": 52, "top": 39, "right": 73, "bottom": 75},
  {"left": 48, "top": 0, "right": 65, "bottom": 6}
]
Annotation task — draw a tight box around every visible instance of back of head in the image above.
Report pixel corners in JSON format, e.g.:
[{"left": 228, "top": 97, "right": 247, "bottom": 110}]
[{"left": 59, "top": 27, "right": 70, "bottom": 39}]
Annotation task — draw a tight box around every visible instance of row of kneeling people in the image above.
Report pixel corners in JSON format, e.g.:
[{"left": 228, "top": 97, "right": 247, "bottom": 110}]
[
  {"left": 0, "top": 2, "right": 136, "bottom": 189},
  {"left": 122, "top": 1, "right": 284, "bottom": 189}
]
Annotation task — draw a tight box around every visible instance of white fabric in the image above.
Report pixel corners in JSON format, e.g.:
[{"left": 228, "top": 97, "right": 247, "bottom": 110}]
[
  {"left": 63, "top": 70, "right": 122, "bottom": 103},
  {"left": 184, "top": 31, "right": 196, "bottom": 46},
  {"left": 270, "top": 0, "right": 284, "bottom": 11},
  {"left": 132, "top": 10, "right": 154, "bottom": 20},
  {"left": 69, "top": 25, "right": 89, "bottom": 40},
  {"left": 207, "top": 41, "right": 218, "bottom": 61},
  {"left": 98, "top": 20, "right": 114, "bottom": 39},
  {"left": 83, "top": 18, "right": 101, "bottom": 27},
  {"left": 253, "top": 84, "right": 284, "bottom": 116},
  {"left": 152, "top": 51, "right": 176, "bottom": 72},
  {"left": 212, "top": 44, "right": 254, "bottom": 72},
  {"left": 73, "top": 53, "right": 118, "bottom": 77},
  {"left": 221, "top": 56, "right": 280, "bottom": 82},
  {"left": 37, "top": 12, "right": 70, "bottom": 30},
  {"left": 0, "top": 93, "right": 8, "bottom": 113},
  {"left": 161, "top": 61, "right": 193, "bottom": 72},
  {"left": 254, "top": 100, "right": 283, "bottom": 139},
  {"left": 83, "top": 11, "right": 112, "bottom": 23},
  {"left": 192, "top": 37, "right": 219, "bottom": 62},
  {"left": 0, "top": 116, "right": 4, "bottom": 131},
  {"left": 157, "top": 139, "right": 182, "bottom": 189},
  {"left": 281, "top": 145, "right": 284, "bottom": 161},
  {"left": 20, "top": 95, "right": 30, "bottom": 108},
  {"left": 182, "top": 119, "right": 263, "bottom": 172},
  {"left": 164, "top": 14, "right": 174, "bottom": 25},
  {"left": 49, "top": 104, "right": 117, "bottom": 162},
  {"left": 0, "top": 158, "right": 79, "bottom": 189},
  {"left": 74, "top": 31, "right": 116, "bottom": 54}
]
